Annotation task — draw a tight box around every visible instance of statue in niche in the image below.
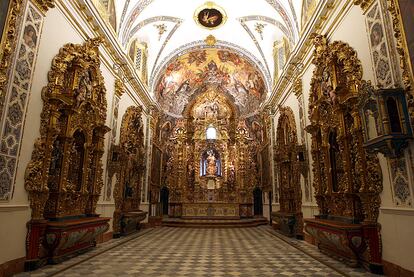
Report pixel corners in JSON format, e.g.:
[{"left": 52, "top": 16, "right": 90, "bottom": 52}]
[
  {"left": 75, "top": 70, "right": 93, "bottom": 107},
  {"left": 50, "top": 139, "right": 63, "bottom": 173},
  {"left": 365, "top": 108, "right": 379, "bottom": 139},
  {"left": 321, "top": 69, "right": 332, "bottom": 97},
  {"left": 320, "top": 67, "right": 338, "bottom": 105},
  {"left": 206, "top": 150, "right": 217, "bottom": 176},
  {"left": 187, "top": 160, "right": 195, "bottom": 189},
  {"left": 228, "top": 162, "right": 235, "bottom": 188}
]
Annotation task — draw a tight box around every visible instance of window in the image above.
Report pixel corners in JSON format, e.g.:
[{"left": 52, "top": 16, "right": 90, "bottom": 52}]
[{"left": 206, "top": 126, "right": 217, "bottom": 140}]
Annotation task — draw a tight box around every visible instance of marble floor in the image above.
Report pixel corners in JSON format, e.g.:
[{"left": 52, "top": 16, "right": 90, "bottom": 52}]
[{"left": 16, "top": 226, "right": 374, "bottom": 277}]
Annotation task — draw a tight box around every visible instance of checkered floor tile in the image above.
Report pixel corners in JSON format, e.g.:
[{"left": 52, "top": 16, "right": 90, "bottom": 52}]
[{"left": 15, "top": 226, "right": 374, "bottom": 277}]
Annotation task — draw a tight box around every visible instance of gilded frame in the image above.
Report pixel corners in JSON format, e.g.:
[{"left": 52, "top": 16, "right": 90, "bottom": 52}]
[
  {"left": 0, "top": 0, "right": 23, "bottom": 96},
  {"left": 386, "top": 0, "right": 414, "bottom": 90},
  {"left": 393, "top": 0, "right": 414, "bottom": 83},
  {"left": 0, "top": 0, "right": 13, "bottom": 61}
]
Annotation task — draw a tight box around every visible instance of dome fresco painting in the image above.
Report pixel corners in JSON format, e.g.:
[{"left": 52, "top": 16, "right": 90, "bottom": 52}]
[{"left": 155, "top": 48, "right": 267, "bottom": 117}]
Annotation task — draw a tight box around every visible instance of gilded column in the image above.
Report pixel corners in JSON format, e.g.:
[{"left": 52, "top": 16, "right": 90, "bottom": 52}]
[{"left": 142, "top": 106, "right": 159, "bottom": 213}]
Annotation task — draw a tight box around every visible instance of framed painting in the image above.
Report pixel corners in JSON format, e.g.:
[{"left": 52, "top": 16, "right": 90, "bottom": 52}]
[
  {"left": 194, "top": 2, "right": 227, "bottom": 30},
  {"left": 396, "top": 0, "right": 414, "bottom": 77},
  {"left": 0, "top": 0, "right": 12, "bottom": 61}
]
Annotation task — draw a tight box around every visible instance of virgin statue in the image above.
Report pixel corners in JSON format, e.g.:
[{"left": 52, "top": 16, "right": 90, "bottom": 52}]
[{"left": 206, "top": 150, "right": 217, "bottom": 176}]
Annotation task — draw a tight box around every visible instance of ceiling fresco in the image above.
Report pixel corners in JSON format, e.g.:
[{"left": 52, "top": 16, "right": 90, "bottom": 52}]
[{"left": 155, "top": 48, "right": 266, "bottom": 117}]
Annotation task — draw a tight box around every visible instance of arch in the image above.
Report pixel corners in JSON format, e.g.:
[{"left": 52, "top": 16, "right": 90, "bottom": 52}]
[
  {"left": 182, "top": 86, "right": 240, "bottom": 120},
  {"left": 151, "top": 40, "right": 272, "bottom": 93},
  {"left": 206, "top": 126, "right": 217, "bottom": 140},
  {"left": 160, "top": 186, "right": 169, "bottom": 216},
  {"left": 253, "top": 187, "right": 263, "bottom": 216},
  {"left": 200, "top": 148, "right": 222, "bottom": 177}
]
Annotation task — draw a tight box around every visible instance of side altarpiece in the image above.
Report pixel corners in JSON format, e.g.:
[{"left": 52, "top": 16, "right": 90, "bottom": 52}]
[
  {"left": 24, "top": 38, "right": 110, "bottom": 269},
  {"left": 272, "top": 106, "right": 303, "bottom": 238},
  {"left": 112, "top": 106, "right": 147, "bottom": 237},
  {"left": 305, "top": 35, "right": 383, "bottom": 274}
]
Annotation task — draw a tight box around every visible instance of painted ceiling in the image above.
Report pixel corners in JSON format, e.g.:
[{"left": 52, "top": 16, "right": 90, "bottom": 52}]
[
  {"left": 155, "top": 48, "right": 266, "bottom": 117},
  {"left": 96, "top": 0, "right": 319, "bottom": 114}
]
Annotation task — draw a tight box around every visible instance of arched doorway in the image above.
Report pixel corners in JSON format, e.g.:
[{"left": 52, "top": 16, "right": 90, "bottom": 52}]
[
  {"left": 160, "top": 186, "right": 169, "bottom": 216},
  {"left": 253, "top": 187, "right": 263, "bottom": 216}
]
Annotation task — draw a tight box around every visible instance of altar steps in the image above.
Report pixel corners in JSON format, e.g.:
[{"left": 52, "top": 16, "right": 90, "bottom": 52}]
[{"left": 161, "top": 217, "right": 269, "bottom": 228}]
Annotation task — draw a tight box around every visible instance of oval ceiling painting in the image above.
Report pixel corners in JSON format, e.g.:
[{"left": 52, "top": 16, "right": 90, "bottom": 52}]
[
  {"left": 155, "top": 48, "right": 267, "bottom": 117},
  {"left": 194, "top": 2, "right": 227, "bottom": 29}
]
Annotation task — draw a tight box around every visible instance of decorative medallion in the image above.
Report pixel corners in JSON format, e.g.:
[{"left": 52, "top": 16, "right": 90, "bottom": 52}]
[
  {"left": 194, "top": 2, "right": 227, "bottom": 30},
  {"left": 205, "top": 34, "right": 216, "bottom": 46}
]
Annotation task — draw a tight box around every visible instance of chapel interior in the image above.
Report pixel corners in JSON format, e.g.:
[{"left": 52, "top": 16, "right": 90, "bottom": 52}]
[{"left": 0, "top": 0, "right": 414, "bottom": 276}]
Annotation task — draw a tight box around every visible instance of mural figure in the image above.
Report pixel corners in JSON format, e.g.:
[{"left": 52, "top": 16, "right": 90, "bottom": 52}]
[{"left": 23, "top": 25, "right": 37, "bottom": 49}]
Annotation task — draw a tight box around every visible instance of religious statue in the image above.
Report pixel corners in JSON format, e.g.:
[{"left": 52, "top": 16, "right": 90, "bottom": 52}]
[
  {"left": 206, "top": 150, "right": 217, "bottom": 176},
  {"left": 228, "top": 162, "right": 235, "bottom": 188},
  {"left": 75, "top": 70, "right": 93, "bottom": 107},
  {"left": 187, "top": 161, "right": 195, "bottom": 189}
]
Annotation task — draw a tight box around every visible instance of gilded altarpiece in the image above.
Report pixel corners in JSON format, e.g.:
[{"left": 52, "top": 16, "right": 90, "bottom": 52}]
[
  {"left": 162, "top": 89, "right": 262, "bottom": 219},
  {"left": 304, "top": 35, "right": 383, "bottom": 273},
  {"left": 112, "top": 106, "right": 147, "bottom": 237},
  {"left": 24, "top": 38, "right": 110, "bottom": 269},
  {"left": 273, "top": 107, "right": 303, "bottom": 238}
]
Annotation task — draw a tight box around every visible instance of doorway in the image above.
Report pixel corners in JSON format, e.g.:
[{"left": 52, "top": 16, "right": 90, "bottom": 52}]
[
  {"left": 253, "top": 187, "right": 263, "bottom": 216},
  {"left": 160, "top": 186, "right": 169, "bottom": 216}
]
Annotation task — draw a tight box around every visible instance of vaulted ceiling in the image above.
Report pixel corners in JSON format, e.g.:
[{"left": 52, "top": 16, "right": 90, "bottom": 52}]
[{"left": 100, "top": 0, "right": 316, "bottom": 115}]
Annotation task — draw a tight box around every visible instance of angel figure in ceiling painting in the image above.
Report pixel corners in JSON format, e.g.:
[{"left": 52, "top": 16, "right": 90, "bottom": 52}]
[
  {"left": 218, "top": 50, "right": 242, "bottom": 66},
  {"left": 188, "top": 50, "right": 207, "bottom": 66}
]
